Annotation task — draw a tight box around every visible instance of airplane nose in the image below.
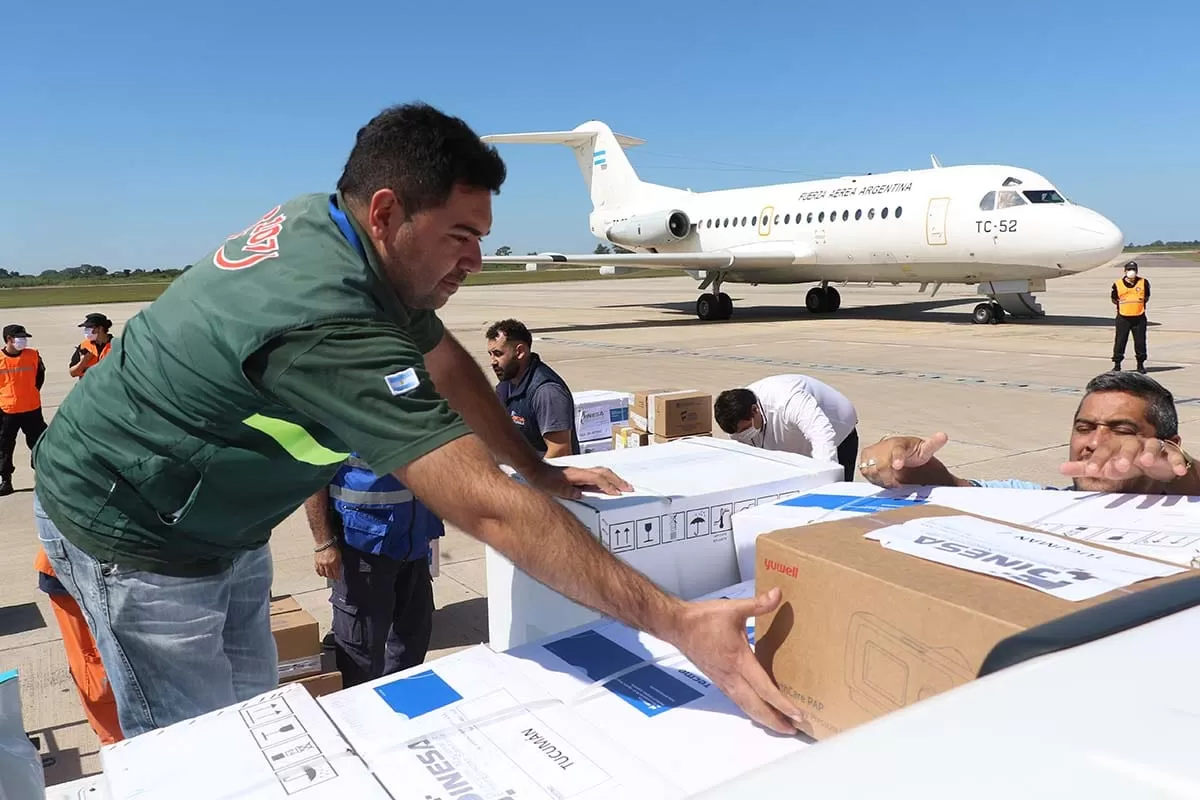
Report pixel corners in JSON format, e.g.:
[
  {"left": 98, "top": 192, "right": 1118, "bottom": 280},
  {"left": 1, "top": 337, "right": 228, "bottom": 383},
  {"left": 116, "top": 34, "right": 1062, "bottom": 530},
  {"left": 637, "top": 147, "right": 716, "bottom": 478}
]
[{"left": 1061, "top": 212, "right": 1124, "bottom": 273}]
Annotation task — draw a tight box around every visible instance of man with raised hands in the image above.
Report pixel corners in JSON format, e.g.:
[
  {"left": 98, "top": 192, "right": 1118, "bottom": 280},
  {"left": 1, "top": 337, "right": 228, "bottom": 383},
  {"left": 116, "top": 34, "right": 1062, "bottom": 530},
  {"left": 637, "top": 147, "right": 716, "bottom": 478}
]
[{"left": 858, "top": 372, "right": 1199, "bottom": 495}]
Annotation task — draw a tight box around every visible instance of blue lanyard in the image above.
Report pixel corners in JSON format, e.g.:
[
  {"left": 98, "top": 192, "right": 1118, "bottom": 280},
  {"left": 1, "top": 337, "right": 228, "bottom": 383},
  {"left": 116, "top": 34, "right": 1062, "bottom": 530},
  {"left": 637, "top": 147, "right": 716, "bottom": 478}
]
[{"left": 328, "top": 195, "right": 367, "bottom": 261}]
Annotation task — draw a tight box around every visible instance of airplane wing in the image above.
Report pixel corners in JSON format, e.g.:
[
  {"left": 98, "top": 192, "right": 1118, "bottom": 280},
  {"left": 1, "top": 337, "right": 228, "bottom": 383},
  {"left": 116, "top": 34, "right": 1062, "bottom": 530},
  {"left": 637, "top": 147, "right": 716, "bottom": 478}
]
[{"left": 481, "top": 248, "right": 806, "bottom": 271}]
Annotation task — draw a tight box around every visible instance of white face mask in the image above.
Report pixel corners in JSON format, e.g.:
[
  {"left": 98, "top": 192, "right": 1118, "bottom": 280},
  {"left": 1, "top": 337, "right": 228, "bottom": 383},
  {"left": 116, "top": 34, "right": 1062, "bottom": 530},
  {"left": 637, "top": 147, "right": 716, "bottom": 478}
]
[
  {"left": 12, "top": 337, "right": 27, "bottom": 351},
  {"left": 1126, "top": 270, "right": 1138, "bottom": 280},
  {"left": 731, "top": 417, "right": 764, "bottom": 446},
  {"left": 84, "top": 328, "right": 98, "bottom": 341}
]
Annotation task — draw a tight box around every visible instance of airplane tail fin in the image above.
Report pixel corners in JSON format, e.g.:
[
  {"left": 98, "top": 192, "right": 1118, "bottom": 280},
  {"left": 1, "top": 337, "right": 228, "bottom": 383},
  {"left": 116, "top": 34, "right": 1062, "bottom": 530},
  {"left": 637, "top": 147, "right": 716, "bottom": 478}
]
[{"left": 482, "top": 121, "right": 645, "bottom": 212}]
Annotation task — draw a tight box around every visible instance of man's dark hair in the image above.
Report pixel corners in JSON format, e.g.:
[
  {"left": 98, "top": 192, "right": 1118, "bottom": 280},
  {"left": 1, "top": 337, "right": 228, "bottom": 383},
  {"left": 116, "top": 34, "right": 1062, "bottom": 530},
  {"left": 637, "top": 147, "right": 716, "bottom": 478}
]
[
  {"left": 337, "top": 102, "right": 507, "bottom": 216},
  {"left": 714, "top": 389, "right": 758, "bottom": 434},
  {"left": 485, "top": 319, "right": 532, "bottom": 347},
  {"left": 1080, "top": 371, "right": 1178, "bottom": 439}
]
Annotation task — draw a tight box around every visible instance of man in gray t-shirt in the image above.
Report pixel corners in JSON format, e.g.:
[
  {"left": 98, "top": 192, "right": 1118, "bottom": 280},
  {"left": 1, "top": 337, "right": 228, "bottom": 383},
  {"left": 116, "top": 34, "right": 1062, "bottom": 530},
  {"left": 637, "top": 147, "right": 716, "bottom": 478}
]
[{"left": 487, "top": 319, "right": 579, "bottom": 457}]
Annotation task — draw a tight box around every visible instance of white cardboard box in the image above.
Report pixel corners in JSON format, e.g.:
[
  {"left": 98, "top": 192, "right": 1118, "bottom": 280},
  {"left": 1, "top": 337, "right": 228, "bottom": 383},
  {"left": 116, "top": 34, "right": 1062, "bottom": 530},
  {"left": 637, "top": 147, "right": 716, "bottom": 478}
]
[
  {"left": 100, "top": 683, "right": 389, "bottom": 799},
  {"left": 573, "top": 390, "right": 632, "bottom": 442},
  {"left": 486, "top": 437, "right": 844, "bottom": 650},
  {"left": 579, "top": 437, "right": 615, "bottom": 454},
  {"left": 318, "top": 579, "right": 810, "bottom": 800},
  {"left": 318, "top": 645, "right": 684, "bottom": 799},
  {"left": 731, "top": 481, "right": 1200, "bottom": 582}
]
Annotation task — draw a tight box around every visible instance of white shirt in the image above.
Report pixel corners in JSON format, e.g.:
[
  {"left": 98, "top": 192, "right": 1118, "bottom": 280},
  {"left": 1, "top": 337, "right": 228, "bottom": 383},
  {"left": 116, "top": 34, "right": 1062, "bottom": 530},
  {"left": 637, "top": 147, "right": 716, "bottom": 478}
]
[{"left": 745, "top": 374, "right": 858, "bottom": 464}]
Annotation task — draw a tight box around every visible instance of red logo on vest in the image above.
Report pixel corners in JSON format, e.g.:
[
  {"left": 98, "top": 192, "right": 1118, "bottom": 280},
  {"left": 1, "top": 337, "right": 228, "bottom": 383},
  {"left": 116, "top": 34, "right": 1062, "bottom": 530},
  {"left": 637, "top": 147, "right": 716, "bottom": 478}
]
[{"left": 214, "top": 205, "right": 287, "bottom": 270}]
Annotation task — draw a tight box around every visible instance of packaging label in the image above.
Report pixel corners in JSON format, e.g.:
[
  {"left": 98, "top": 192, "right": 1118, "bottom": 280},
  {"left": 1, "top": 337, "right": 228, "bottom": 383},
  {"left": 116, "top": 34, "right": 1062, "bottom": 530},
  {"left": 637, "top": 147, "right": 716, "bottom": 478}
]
[{"left": 866, "top": 515, "right": 1184, "bottom": 601}]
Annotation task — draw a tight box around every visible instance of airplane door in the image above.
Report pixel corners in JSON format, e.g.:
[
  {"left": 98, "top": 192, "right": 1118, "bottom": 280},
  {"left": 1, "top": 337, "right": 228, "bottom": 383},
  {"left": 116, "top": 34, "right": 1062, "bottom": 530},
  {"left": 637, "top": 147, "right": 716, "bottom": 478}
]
[{"left": 926, "top": 197, "right": 950, "bottom": 246}]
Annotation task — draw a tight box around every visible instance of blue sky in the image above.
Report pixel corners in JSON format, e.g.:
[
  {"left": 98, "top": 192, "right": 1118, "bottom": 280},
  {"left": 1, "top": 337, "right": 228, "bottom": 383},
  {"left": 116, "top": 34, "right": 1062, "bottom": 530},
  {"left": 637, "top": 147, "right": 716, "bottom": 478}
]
[{"left": 1, "top": 0, "right": 1196, "bottom": 273}]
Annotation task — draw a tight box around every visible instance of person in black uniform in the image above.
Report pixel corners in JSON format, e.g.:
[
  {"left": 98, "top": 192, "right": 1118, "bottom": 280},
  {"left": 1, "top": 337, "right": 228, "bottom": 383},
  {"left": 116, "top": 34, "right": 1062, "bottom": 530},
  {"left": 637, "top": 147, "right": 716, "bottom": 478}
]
[
  {"left": 1112, "top": 260, "right": 1150, "bottom": 373},
  {"left": 487, "top": 319, "right": 580, "bottom": 458}
]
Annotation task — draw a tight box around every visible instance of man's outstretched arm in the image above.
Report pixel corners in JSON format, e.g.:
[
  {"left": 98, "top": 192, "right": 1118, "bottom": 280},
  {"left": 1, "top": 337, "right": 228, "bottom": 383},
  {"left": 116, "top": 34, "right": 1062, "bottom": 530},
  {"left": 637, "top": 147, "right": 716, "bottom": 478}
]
[
  {"left": 857, "top": 433, "right": 973, "bottom": 488},
  {"left": 397, "top": 433, "right": 805, "bottom": 735}
]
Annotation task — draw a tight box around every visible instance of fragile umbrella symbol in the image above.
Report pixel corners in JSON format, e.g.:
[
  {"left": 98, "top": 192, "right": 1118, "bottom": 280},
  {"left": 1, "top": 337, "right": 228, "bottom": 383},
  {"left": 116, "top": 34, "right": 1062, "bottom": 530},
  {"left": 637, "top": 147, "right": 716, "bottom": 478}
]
[{"left": 691, "top": 515, "right": 705, "bottom": 536}]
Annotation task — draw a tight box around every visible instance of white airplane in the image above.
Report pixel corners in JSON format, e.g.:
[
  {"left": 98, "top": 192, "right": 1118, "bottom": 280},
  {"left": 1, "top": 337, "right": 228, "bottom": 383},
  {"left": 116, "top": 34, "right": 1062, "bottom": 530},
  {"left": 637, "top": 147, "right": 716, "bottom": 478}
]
[{"left": 480, "top": 122, "right": 1126, "bottom": 324}]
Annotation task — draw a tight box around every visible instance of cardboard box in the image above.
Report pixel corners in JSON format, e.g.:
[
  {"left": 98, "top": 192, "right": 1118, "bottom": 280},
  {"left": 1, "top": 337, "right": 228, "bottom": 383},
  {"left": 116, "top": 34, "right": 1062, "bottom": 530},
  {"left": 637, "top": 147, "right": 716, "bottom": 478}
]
[
  {"left": 613, "top": 425, "right": 649, "bottom": 449},
  {"left": 580, "top": 437, "right": 615, "bottom": 454},
  {"left": 271, "top": 608, "right": 322, "bottom": 680},
  {"left": 486, "top": 437, "right": 844, "bottom": 650},
  {"left": 630, "top": 388, "right": 692, "bottom": 430},
  {"left": 753, "top": 504, "right": 1189, "bottom": 741},
  {"left": 101, "top": 683, "right": 390, "bottom": 799},
  {"left": 319, "top": 579, "right": 808, "bottom": 800},
  {"left": 573, "top": 390, "right": 632, "bottom": 442},
  {"left": 631, "top": 390, "right": 711, "bottom": 438},
  {"left": 268, "top": 594, "right": 302, "bottom": 616},
  {"left": 284, "top": 669, "right": 343, "bottom": 698},
  {"left": 732, "top": 481, "right": 1200, "bottom": 583}
]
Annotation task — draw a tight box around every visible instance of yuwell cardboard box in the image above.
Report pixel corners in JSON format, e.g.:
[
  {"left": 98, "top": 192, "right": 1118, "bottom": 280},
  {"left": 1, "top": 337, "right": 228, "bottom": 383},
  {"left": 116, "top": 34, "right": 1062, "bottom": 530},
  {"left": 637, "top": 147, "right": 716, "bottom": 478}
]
[
  {"left": 732, "top": 481, "right": 1200, "bottom": 582},
  {"left": 630, "top": 389, "right": 712, "bottom": 438},
  {"left": 486, "top": 437, "right": 844, "bottom": 650},
  {"left": 270, "top": 599, "right": 322, "bottom": 681},
  {"left": 573, "top": 389, "right": 633, "bottom": 442},
  {"left": 613, "top": 425, "right": 649, "bottom": 449},
  {"left": 753, "top": 504, "right": 1188, "bottom": 741}
]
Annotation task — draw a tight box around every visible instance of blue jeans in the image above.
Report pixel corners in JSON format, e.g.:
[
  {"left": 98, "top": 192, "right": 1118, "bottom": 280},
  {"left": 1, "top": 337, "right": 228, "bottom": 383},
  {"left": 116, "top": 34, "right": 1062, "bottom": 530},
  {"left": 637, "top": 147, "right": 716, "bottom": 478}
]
[{"left": 33, "top": 491, "right": 278, "bottom": 737}]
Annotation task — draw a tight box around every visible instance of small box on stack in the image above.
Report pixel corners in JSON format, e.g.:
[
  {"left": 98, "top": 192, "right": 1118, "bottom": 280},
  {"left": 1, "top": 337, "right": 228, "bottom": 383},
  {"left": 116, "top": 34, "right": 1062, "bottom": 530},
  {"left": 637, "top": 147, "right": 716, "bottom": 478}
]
[
  {"left": 573, "top": 390, "right": 632, "bottom": 453},
  {"left": 269, "top": 594, "right": 342, "bottom": 697}
]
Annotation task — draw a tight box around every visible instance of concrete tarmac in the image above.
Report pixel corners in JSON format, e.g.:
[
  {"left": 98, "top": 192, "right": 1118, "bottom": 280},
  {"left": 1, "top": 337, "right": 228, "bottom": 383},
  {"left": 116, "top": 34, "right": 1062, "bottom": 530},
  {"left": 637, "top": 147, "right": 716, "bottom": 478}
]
[{"left": 2, "top": 253, "right": 1197, "bottom": 784}]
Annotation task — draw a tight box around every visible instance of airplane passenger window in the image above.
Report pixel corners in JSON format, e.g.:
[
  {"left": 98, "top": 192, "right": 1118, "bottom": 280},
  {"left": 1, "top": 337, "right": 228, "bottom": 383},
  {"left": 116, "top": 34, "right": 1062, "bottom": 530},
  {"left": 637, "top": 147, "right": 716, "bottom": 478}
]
[
  {"left": 842, "top": 210, "right": 849, "bottom": 221},
  {"left": 868, "top": 208, "right": 875, "bottom": 219},
  {"left": 819, "top": 212, "right": 825, "bottom": 222},
  {"left": 775, "top": 214, "right": 780, "bottom": 224},
  {"left": 855, "top": 209, "right": 862, "bottom": 220},
  {"left": 807, "top": 212, "right": 813, "bottom": 223},
  {"left": 895, "top": 206, "right": 902, "bottom": 218},
  {"left": 997, "top": 191, "right": 1027, "bottom": 209},
  {"left": 741, "top": 216, "right": 748, "bottom": 226},
  {"left": 979, "top": 191, "right": 996, "bottom": 211},
  {"left": 881, "top": 207, "right": 889, "bottom": 219},
  {"left": 706, "top": 219, "right": 712, "bottom": 228},
  {"left": 752, "top": 216, "right": 758, "bottom": 226},
  {"left": 829, "top": 211, "right": 837, "bottom": 222},
  {"left": 784, "top": 214, "right": 790, "bottom": 224},
  {"left": 1023, "top": 190, "right": 1066, "bottom": 204},
  {"left": 723, "top": 218, "right": 729, "bottom": 227}
]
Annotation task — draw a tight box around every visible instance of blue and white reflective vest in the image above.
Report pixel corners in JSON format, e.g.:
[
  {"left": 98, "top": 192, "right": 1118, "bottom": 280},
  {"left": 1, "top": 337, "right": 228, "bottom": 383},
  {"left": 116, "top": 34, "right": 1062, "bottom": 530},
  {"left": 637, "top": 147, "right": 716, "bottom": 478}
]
[{"left": 329, "top": 454, "right": 444, "bottom": 562}]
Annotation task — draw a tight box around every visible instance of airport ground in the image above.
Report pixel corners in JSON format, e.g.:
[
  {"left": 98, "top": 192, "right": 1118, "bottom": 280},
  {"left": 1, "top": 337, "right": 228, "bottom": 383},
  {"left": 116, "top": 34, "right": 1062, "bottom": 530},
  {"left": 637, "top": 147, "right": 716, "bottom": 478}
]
[{"left": 3, "top": 253, "right": 1199, "bottom": 784}]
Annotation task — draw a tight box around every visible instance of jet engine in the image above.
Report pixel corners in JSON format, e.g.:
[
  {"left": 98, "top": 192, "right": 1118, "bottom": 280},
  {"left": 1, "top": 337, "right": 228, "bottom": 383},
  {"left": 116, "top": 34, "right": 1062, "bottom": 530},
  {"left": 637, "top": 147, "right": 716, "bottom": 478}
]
[{"left": 605, "top": 210, "right": 691, "bottom": 248}]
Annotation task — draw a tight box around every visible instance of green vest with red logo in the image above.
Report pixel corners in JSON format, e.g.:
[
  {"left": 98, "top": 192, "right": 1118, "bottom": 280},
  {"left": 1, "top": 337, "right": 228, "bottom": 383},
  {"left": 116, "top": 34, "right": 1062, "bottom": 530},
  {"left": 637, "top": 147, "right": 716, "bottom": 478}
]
[{"left": 34, "top": 192, "right": 445, "bottom": 576}]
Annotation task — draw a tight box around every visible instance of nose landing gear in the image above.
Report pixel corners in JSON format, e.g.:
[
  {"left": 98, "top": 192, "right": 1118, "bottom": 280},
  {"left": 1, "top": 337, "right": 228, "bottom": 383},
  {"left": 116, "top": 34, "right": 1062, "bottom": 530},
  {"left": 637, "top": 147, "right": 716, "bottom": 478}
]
[{"left": 972, "top": 301, "right": 1007, "bottom": 325}]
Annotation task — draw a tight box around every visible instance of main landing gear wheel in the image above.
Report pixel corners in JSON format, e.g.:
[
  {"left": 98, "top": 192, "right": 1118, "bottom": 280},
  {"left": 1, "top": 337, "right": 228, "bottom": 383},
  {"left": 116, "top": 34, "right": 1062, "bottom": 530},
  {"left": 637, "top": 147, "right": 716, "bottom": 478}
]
[
  {"left": 696, "top": 292, "right": 734, "bottom": 321},
  {"left": 972, "top": 301, "right": 1007, "bottom": 325},
  {"left": 806, "top": 286, "right": 841, "bottom": 314}
]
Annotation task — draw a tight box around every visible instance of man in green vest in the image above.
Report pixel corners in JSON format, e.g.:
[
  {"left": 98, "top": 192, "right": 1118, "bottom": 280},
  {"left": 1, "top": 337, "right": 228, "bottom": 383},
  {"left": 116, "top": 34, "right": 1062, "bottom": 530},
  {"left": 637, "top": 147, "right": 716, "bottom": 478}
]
[{"left": 31, "top": 102, "right": 802, "bottom": 739}]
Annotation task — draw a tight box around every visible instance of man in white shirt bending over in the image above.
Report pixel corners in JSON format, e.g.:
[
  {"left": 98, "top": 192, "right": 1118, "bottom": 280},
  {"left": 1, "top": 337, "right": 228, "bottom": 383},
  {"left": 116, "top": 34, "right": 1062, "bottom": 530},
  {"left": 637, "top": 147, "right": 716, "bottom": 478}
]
[{"left": 714, "top": 374, "right": 860, "bottom": 481}]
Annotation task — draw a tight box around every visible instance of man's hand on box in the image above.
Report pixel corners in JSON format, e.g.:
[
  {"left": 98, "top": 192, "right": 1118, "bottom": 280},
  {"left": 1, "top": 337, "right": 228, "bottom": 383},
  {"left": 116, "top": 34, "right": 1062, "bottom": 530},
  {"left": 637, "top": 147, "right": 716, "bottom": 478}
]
[
  {"left": 527, "top": 462, "right": 633, "bottom": 499},
  {"left": 670, "top": 587, "right": 807, "bottom": 736}
]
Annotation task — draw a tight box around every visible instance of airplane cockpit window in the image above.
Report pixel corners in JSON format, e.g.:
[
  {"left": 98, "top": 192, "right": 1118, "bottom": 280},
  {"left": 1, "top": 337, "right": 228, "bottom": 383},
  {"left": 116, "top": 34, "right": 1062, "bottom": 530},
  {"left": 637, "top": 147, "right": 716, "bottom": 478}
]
[
  {"left": 996, "top": 190, "right": 1027, "bottom": 209},
  {"left": 1002, "top": 176, "right": 1023, "bottom": 187},
  {"left": 979, "top": 191, "right": 996, "bottom": 211},
  {"left": 1023, "top": 190, "right": 1066, "bottom": 204}
]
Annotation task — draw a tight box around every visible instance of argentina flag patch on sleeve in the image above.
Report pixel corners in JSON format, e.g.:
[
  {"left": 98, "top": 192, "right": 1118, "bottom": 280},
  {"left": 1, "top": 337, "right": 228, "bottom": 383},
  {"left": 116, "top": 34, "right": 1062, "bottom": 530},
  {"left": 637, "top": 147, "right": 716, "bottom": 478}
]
[{"left": 384, "top": 367, "right": 420, "bottom": 396}]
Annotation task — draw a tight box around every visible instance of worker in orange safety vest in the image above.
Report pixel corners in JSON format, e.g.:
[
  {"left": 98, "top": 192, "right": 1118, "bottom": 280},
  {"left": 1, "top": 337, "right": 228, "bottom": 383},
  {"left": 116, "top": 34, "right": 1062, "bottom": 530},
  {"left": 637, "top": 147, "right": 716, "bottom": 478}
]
[
  {"left": 0, "top": 323, "right": 47, "bottom": 496},
  {"left": 68, "top": 312, "right": 115, "bottom": 380},
  {"left": 1111, "top": 260, "right": 1150, "bottom": 373}
]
